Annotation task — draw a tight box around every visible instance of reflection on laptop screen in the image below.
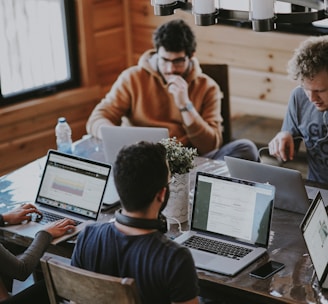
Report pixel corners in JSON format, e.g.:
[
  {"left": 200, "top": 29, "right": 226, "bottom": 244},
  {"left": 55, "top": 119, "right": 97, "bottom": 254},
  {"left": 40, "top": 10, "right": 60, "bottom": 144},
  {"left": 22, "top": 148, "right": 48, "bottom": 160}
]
[
  {"left": 36, "top": 153, "right": 110, "bottom": 220},
  {"left": 192, "top": 174, "right": 274, "bottom": 247}
]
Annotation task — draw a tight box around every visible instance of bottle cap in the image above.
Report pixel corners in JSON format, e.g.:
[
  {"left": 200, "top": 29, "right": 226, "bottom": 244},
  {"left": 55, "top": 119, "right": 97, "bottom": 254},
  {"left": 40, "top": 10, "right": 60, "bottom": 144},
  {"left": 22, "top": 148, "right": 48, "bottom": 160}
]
[{"left": 58, "top": 117, "right": 66, "bottom": 123}]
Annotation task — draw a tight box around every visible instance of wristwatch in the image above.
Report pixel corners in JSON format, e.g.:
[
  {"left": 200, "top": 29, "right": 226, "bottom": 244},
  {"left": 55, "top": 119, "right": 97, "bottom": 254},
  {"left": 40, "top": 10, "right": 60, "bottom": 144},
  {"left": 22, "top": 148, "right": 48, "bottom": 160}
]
[{"left": 179, "top": 102, "right": 193, "bottom": 112}]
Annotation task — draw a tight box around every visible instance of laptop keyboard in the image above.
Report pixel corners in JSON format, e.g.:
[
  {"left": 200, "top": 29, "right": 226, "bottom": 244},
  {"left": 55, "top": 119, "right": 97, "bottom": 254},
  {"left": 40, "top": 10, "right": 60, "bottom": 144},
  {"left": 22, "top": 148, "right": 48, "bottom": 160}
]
[
  {"left": 182, "top": 235, "right": 252, "bottom": 260},
  {"left": 39, "top": 211, "right": 81, "bottom": 226}
]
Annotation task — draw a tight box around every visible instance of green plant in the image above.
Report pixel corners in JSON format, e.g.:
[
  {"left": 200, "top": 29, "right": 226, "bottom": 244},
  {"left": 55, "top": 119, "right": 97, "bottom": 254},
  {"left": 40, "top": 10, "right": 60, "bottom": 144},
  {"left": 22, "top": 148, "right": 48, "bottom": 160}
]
[{"left": 159, "top": 137, "right": 198, "bottom": 175}]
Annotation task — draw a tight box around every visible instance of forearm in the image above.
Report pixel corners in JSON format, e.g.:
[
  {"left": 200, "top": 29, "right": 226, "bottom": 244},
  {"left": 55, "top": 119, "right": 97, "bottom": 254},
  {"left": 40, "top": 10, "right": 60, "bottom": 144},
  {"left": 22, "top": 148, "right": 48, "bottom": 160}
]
[
  {"left": 86, "top": 98, "right": 117, "bottom": 138},
  {"left": 86, "top": 115, "right": 114, "bottom": 139},
  {"left": 185, "top": 118, "right": 222, "bottom": 155},
  {"left": 182, "top": 80, "right": 223, "bottom": 154},
  {"left": 0, "top": 231, "right": 52, "bottom": 281},
  {"left": 86, "top": 92, "right": 130, "bottom": 138},
  {"left": 179, "top": 102, "right": 197, "bottom": 127}
]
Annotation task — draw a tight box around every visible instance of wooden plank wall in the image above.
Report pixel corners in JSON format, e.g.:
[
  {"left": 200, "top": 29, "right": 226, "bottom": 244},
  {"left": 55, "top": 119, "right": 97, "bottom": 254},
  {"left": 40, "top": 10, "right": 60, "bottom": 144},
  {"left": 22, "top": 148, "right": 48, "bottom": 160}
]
[
  {"left": 129, "top": 0, "right": 308, "bottom": 119},
  {"left": 0, "top": 0, "right": 315, "bottom": 176},
  {"left": 0, "top": 87, "right": 100, "bottom": 175}
]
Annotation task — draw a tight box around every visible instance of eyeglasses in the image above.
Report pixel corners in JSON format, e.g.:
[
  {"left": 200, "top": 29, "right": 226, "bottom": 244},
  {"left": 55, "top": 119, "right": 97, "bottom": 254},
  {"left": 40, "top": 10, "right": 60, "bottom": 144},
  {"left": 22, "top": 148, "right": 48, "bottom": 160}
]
[{"left": 159, "top": 56, "right": 188, "bottom": 68}]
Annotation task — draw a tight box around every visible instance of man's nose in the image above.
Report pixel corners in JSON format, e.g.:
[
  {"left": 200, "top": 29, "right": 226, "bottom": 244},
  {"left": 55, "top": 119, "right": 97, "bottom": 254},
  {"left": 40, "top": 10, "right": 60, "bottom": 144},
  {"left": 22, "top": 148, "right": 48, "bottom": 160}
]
[
  {"left": 165, "top": 62, "right": 177, "bottom": 74},
  {"left": 309, "top": 90, "right": 319, "bottom": 102}
]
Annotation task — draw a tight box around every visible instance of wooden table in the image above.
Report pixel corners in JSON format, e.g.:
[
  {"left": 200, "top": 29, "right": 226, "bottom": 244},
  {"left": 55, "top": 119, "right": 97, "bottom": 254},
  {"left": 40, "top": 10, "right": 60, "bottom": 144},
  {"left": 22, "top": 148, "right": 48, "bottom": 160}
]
[{"left": 1, "top": 136, "right": 327, "bottom": 303}]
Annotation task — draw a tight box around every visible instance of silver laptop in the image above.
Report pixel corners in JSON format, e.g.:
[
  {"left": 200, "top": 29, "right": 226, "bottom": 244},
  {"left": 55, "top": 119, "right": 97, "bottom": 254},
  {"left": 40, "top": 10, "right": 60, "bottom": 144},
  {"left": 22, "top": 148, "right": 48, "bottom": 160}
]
[
  {"left": 300, "top": 191, "right": 328, "bottom": 289},
  {"left": 0, "top": 150, "right": 111, "bottom": 244},
  {"left": 225, "top": 156, "right": 328, "bottom": 214},
  {"left": 174, "top": 172, "right": 275, "bottom": 276},
  {"left": 101, "top": 126, "right": 169, "bottom": 206}
]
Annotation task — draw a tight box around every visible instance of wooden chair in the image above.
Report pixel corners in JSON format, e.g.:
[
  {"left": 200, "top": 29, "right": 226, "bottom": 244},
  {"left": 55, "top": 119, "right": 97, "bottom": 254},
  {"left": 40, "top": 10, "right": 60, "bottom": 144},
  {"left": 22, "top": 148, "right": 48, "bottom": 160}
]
[
  {"left": 40, "top": 253, "right": 141, "bottom": 304},
  {"left": 200, "top": 64, "right": 232, "bottom": 145}
]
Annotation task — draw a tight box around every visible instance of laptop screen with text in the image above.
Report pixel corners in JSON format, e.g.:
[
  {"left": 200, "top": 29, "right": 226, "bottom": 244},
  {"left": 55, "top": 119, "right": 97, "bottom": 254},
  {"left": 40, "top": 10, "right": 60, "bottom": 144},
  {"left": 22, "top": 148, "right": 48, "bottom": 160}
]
[{"left": 192, "top": 173, "right": 275, "bottom": 247}]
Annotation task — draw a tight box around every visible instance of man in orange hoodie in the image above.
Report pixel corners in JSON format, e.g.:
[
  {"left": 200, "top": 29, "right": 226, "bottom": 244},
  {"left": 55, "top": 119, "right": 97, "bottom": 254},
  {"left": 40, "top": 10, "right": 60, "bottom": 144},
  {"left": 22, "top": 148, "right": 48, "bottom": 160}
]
[{"left": 87, "top": 19, "right": 258, "bottom": 161}]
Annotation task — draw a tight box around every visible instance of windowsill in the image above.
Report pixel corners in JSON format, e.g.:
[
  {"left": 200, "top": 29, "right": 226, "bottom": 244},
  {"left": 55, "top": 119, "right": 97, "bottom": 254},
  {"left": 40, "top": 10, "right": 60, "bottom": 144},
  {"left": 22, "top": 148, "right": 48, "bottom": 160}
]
[{"left": 0, "top": 86, "right": 101, "bottom": 114}]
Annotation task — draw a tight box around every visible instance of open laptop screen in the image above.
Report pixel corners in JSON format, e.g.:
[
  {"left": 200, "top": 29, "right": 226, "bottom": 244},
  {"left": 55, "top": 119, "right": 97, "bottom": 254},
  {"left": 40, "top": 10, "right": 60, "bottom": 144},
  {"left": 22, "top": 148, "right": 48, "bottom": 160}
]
[
  {"left": 101, "top": 126, "right": 169, "bottom": 165},
  {"left": 192, "top": 173, "right": 275, "bottom": 247},
  {"left": 300, "top": 192, "right": 328, "bottom": 285},
  {"left": 36, "top": 151, "right": 111, "bottom": 220}
]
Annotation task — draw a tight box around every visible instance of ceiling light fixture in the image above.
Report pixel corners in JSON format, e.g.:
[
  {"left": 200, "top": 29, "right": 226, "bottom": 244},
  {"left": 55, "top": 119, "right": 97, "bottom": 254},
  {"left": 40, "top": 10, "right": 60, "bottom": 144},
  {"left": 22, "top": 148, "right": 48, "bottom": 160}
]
[{"left": 151, "top": 0, "right": 327, "bottom": 32}]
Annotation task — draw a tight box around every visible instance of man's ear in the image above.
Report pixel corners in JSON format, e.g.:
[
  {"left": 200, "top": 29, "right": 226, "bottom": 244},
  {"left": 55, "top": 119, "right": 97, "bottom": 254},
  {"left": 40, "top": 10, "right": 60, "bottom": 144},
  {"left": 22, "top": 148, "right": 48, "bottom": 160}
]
[{"left": 156, "top": 186, "right": 167, "bottom": 203}]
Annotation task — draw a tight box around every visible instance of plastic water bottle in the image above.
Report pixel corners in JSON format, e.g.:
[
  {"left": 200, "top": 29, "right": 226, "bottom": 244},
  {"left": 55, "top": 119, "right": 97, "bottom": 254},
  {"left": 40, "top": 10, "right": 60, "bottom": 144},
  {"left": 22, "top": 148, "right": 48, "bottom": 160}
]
[{"left": 55, "top": 117, "right": 73, "bottom": 153}]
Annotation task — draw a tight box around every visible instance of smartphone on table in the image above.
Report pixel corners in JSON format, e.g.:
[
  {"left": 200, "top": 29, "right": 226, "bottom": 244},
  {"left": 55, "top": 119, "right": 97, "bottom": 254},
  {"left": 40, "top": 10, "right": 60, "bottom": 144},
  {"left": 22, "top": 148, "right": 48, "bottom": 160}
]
[{"left": 249, "top": 260, "right": 285, "bottom": 279}]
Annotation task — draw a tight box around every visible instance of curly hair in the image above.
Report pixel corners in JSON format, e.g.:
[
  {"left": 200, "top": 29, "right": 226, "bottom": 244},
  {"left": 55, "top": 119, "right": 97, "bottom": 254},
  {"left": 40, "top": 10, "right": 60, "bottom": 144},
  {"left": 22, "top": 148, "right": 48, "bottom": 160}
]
[
  {"left": 152, "top": 19, "right": 196, "bottom": 57},
  {"left": 288, "top": 36, "right": 328, "bottom": 81},
  {"left": 114, "top": 141, "right": 169, "bottom": 212}
]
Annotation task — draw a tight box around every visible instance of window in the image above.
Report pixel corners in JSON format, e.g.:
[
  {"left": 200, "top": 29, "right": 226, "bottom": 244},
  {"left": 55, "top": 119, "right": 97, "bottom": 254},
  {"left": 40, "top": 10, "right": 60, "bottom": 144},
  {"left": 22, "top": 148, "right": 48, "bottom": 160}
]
[{"left": 0, "top": 0, "right": 79, "bottom": 105}]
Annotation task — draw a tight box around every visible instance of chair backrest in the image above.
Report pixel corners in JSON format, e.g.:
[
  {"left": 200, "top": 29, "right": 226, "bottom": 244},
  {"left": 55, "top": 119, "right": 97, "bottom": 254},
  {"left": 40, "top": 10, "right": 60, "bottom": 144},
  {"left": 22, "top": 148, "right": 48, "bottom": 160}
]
[
  {"left": 200, "top": 64, "right": 232, "bottom": 145},
  {"left": 40, "top": 253, "right": 141, "bottom": 304}
]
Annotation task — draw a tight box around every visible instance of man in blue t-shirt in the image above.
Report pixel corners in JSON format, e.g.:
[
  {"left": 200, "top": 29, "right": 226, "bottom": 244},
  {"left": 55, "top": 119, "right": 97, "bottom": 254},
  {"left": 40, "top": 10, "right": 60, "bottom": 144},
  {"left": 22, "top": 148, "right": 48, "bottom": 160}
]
[
  {"left": 71, "top": 141, "right": 199, "bottom": 304},
  {"left": 269, "top": 36, "right": 328, "bottom": 183}
]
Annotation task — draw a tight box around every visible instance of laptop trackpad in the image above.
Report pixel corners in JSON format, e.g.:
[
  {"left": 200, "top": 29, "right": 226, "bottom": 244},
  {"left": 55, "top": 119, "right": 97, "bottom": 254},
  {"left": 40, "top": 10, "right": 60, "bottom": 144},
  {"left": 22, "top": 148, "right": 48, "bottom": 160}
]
[
  {"left": 192, "top": 251, "right": 216, "bottom": 265},
  {"left": 6, "top": 221, "right": 41, "bottom": 238}
]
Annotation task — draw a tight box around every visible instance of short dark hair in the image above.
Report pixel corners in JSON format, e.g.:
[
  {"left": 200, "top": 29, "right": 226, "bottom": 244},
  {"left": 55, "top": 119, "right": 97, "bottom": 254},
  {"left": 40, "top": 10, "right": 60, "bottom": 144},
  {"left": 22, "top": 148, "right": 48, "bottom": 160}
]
[
  {"left": 114, "top": 141, "right": 169, "bottom": 212},
  {"left": 152, "top": 19, "right": 196, "bottom": 57}
]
